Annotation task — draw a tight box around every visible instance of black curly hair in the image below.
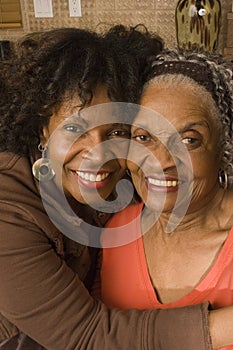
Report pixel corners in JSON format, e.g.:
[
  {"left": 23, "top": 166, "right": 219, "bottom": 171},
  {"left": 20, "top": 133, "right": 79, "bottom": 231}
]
[
  {"left": 103, "top": 24, "right": 163, "bottom": 102},
  {"left": 0, "top": 25, "right": 163, "bottom": 157}
]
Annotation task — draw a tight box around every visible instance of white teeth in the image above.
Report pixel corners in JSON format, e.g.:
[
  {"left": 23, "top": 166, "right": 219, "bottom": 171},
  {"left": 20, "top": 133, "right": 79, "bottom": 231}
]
[
  {"left": 76, "top": 171, "right": 110, "bottom": 182},
  {"left": 147, "top": 178, "right": 179, "bottom": 187},
  {"left": 96, "top": 174, "right": 102, "bottom": 182},
  {"left": 89, "top": 174, "right": 96, "bottom": 182}
]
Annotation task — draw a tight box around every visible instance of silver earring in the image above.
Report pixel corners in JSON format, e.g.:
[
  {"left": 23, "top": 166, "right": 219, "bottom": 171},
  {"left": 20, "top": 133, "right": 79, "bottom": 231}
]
[
  {"left": 32, "top": 144, "right": 55, "bottom": 182},
  {"left": 218, "top": 169, "right": 228, "bottom": 190}
]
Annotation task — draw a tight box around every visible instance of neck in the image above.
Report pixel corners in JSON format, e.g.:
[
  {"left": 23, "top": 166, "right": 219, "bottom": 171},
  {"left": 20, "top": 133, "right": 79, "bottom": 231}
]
[{"left": 142, "top": 185, "right": 229, "bottom": 236}]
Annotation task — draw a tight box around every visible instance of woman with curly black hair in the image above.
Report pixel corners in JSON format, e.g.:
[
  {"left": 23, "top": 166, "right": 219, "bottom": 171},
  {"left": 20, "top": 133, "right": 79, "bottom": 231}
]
[{"left": 0, "top": 26, "right": 230, "bottom": 350}]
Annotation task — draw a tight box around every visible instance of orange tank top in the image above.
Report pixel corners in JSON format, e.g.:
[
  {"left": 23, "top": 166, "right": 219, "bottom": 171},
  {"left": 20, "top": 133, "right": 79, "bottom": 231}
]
[{"left": 101, "top": 204, "right": 233, "bottom": 350}]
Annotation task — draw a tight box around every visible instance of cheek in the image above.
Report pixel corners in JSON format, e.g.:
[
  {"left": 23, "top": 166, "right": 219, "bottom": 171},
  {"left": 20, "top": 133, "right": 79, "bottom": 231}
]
[
  {"left": 127, "top": 161, "right": 146, "bottom": 187},
  {"left": 118, "top": 159, "right": 127, "bottom": 172},
  {"left": 191, "top": 152, "right": 220, "bottom": 179},
  {"left": 131, "top": 172, "right": 148, "bottom": 204},
  {"left": 129, "top": 165, "right": 146, "bottom": 192},
  {"left": 131, "top": 174, "right": 142, "bottom": 191},
  {"left": 127, "top": 160, "right": 137, "bottom": 174},
  {"left": 48, "top": 136, "right": 76, "bottom": 164}
]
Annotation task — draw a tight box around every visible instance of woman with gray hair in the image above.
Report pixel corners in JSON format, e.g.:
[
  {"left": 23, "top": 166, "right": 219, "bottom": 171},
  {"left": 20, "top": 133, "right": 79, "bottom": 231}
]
[{"left": 100, "top": 48, "right": 233, "bottom": 349}]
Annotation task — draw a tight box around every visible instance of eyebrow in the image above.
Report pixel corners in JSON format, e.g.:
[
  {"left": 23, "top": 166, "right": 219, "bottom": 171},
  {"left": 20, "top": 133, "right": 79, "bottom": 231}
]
[
  {"left": 132, "top": 120, "right": 209, "bottom": 130},
  {"left": 63, "top": 114, "right": 89, "bottom": 127},
  {"left": 131, "top": 120, "right": 211, "bottom": 140},
  {"left": 177, "top": 121, "right": 210, "bottom": 133},
  {"left": 111, "top": 123, "right": 130, "bottom": 128}
]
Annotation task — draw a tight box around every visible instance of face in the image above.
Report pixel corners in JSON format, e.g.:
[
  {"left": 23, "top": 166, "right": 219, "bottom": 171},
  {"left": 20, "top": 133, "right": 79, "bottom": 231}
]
[
  {"left": 41, "top": 85, "right": 130, "bottom": 206},
  {"left": 128, "top": 81, "right": 221, "bottom": 214}
]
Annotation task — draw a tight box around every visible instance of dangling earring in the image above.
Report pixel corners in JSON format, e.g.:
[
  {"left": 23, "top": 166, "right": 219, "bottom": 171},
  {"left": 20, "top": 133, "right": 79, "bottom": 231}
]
[
  {"left": 218, "top": 169, "right": 228, "bottom": 190},
  {"left": 32, "top": 144, "right": 55, "bottom": 182}
]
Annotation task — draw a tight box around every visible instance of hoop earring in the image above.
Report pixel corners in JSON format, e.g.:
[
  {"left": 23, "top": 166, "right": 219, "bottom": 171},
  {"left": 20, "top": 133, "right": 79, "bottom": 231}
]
[
  {"left": 32, "top": 144, "right": 55, "bottom": 182},
  {"left": 218, "top": 169, "right": 228, "bottom": 190}
]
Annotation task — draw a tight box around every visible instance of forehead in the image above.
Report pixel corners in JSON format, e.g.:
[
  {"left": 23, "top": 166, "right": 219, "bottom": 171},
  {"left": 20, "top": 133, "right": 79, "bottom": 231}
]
[
  {"left": 141, "top": 78, "right": 207, "bottom": 106},
  {"left": 135, "top": 80, "right": 217, "bottom": 132},
  {"left": 52, "top": 100, "right": 136, "bottom": 131}
]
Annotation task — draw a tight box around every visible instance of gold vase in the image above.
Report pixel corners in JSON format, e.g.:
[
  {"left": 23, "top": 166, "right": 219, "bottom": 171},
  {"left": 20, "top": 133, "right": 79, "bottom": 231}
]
[{"left": 175, "top": 0, "right": 221, "bottom": 51}]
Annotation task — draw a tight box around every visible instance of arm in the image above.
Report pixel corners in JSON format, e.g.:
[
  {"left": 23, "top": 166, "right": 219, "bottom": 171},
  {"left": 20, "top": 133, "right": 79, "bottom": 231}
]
[
  {"left": 209, "top": 305, "right": 233, "bottom": 349},
  {"left": 0, "top": 203, "right": 212, "bottom": 350},
  {"left": 90, "top": 249, "right": 102, "bottom": 299}
]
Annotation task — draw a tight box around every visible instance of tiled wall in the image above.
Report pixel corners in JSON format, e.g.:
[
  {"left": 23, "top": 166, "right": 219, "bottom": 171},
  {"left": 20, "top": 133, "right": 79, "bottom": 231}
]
[{"left": 0, "top": 0, "right": 232, "bottom": 54}]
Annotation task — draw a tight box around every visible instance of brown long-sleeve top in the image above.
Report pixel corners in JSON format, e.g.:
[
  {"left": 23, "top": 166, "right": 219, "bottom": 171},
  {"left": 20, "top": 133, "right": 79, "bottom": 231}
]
[{"left": 0, "top": 152, "right": 212, "bottom": 350}]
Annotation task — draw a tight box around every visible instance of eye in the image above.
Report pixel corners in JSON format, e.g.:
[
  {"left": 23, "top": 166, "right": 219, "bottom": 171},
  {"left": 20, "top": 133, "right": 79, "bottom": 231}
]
[
  {"left": 133, "top": 134, "right": 151, "bottom": 143},
  {"left": 108, "top": 128, "right": 130, "bottom": 138},
  {"left": 63, "top": 124, "right": 83, "bottom": 133},
  {"left": 182, "top": 137, "right": 196, "bottom": 144},
  {"left": 181, "top": 136, "right": 201, "bottom": 150}
]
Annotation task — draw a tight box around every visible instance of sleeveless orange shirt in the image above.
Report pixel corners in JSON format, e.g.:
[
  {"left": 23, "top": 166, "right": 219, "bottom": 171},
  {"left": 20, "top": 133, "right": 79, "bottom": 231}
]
[{"left": 101, "top": 204, "right": 233, "bottom": 350}]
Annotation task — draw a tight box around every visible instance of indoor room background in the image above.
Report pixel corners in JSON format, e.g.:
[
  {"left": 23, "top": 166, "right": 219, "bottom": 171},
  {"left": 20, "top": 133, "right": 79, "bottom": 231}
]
[{"left": 0, "top": 0, "right": 233, "bottom": 58}]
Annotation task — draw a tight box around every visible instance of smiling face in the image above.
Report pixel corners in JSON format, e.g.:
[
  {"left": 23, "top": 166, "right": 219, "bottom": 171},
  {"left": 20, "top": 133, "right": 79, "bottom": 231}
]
[
  {"left": 128, "top": 77, "right": 222, "bottom": 214},
  {"left": 41, "top": 85, "right": 130, "bottom": 205}
]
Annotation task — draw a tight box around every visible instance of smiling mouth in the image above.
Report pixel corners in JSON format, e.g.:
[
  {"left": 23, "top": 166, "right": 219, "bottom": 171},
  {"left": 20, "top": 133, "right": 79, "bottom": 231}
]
[
  {"left": 75, "top": 171, "right": 110, "bottom": 182},
  {"left": 147, "top": 178, "right": 180, "bottom": 187}
]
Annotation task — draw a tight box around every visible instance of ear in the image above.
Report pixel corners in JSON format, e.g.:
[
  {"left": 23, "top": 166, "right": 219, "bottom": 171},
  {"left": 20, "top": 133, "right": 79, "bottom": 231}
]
[{"left": 40, "top": 126, "right": 50, "bottom": 146}]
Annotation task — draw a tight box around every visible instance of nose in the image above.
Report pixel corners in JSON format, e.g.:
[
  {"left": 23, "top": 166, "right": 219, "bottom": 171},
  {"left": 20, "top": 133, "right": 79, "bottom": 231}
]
[
  {"left": 78, "top": 128, "right": 129, "bottom": 168},
  {"left": 155, "top": 141, "right": 176, "bottom": 170},
  {"left": 82, "top": 144, "right": 110, "bottom": 162},
  {"left": 81, "top": 134, "right": 110, "bottom": 163},
  {"left": 129, "top": 139, "right": 177, "bottom": 173}
]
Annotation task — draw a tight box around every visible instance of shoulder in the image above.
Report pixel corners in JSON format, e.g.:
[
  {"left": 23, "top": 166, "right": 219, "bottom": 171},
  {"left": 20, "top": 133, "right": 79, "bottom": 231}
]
[
  {"left": 0, "top": 151, "right": 57, "bottom": 237},
  {"left": 0, "top": 151, "right": 22, "bottom": 171},
  {"left": 106, "top": 202, "right": 143, "bottom": 228},
  {"left": 0, "top": 151, "right": 39, "bottom": 202},
  {"left": 101, "top": 203, "right": 144, "bottom": 247},
  {"left": 0, "top": 151, "right": 34, "bottom": 179}
]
